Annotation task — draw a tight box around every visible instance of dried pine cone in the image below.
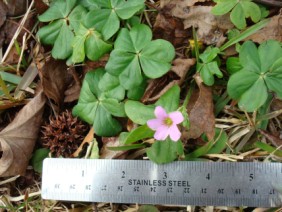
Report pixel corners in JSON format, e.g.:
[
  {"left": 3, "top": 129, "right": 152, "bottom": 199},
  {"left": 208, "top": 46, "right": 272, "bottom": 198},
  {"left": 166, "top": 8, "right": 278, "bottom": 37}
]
[{"left": 41, "top": 110, "right": 89, "bottom": 157}]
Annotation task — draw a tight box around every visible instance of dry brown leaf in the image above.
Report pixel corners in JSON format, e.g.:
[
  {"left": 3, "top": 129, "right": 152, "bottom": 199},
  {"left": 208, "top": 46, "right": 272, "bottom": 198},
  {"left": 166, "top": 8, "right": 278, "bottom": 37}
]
[
  {"left": 0, "top": 91, "right": 46, "bottom": 177},
  {"left": 185, "top": 73, "right": 215, "bottom": 141},
  {"left": 154, "top": 13, "right": 189, "bottom": 47},
  {"left": 64, "top": 68, "right": 82, "bottom": 102},
  {"left": 259, "top": 129, "right": 282, "bottom": 147},
  {"left": 64, "top": 82, "right": 81, "bottom": 102},
  {"left": 160, "top": 0, "right": 209, "bottom": 8},
  {"left": 253, "top": 0, "right": 282, "bottom": 7},
  {"left": 271, "top": 98, "right": 282, "bottom": 112},
  {"left": 34, "top": 0, "right": 49, "bottom": 15},
  {"left": 171, "top": 58, "right": 196, "bottom": 80},
  {"left": 38, "top": 58, "right": 72, "bottom": 111},
  {"left": 83, "top": 54, "right": 109, "bottom": 73},
  {"left": 247, "top": 15, "right": 282, "bottom": 43},
  {"left": 72, "top": 127, "right": 94, "bottom": 157},
  {"left": 0, "top": 0, "right": 29, "bottom": 48},
  {"left": 162, "top": 4, "right": 233, "bottom": 45},
  {"left": 5, "top": 45, "right": 21, "bottom": 64},
  {"left": 142, "top": 58, "right": 195, "bottom": 102},
  {"left": 0, "top": 1, "right": 7, "bottom": 28},
  {"left": 1, "top": 12, "right": 36, "bottom": 47},
  {"left": 100, "top": 137, "right": 127, "bottom": 159},
  {"left": 6, "top": 0, "right": 27, "bottom": 16},
  {"left": 0, "top": 100, "right": 29, "bottom": 110},
  {"left": 182, "top": 6, "right": 233, "bottom": 45}
]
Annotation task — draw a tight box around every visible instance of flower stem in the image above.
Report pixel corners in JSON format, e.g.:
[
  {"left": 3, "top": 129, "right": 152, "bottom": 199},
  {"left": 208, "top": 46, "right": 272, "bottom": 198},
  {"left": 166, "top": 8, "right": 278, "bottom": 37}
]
[
  {"left": 192, "top": 27, "right": 200, "bottom": 63},
  {"left": 182, "top": 82, "right": 195, "bottom": 108}
]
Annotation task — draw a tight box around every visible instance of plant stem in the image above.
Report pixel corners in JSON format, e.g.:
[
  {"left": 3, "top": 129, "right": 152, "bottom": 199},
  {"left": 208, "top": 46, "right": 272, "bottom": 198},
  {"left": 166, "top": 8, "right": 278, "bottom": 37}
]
[
  {"left": 182, "top": 82, "right": 195, "bottom": 108},
  {"left": 192, "top": 27, "right": 200, "bottom": 63}
]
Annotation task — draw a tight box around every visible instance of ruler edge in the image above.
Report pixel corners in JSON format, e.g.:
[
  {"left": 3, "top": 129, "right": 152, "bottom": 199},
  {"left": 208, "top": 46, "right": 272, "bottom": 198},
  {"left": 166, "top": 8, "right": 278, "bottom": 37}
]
[{"left": 41, "top": 158, "right": 282, "bottom": 207}]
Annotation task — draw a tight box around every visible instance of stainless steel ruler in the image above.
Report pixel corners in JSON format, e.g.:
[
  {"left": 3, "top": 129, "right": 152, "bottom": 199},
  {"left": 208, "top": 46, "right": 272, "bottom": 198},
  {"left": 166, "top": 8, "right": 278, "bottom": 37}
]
[{"left": 41, "top": 158, "right": 282, "bottom": 207}]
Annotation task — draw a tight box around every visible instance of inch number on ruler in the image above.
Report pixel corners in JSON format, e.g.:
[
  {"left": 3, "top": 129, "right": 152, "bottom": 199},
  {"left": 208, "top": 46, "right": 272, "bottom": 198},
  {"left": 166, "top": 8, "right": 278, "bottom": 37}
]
[{"left": 42, "top": 159, "right": 282, "bottom": 207}]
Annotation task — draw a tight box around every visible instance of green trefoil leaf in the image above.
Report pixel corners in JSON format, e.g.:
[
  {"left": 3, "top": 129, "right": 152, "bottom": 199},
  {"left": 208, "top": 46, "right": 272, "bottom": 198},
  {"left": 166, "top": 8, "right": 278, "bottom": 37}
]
[
  {"left": 105, "top": 24, "right": 175, "bottom": 90},
  {"left": 84, "top": 0, "right": 145, "bottom": 40},
  {"left": 73, "top": 68, "right": 126, "bottom": 137},
  {"left": 72, "top": 25, "right": 112, "bottom": 63},
  {"left": 197, "top": 47, "right": 223, "bottom": 86},
  {"left": 227, "top": 40, "right": 282, "bottom": 112},
  {"left": 212, "top": 0, "right": 263, "bottom": 29}
]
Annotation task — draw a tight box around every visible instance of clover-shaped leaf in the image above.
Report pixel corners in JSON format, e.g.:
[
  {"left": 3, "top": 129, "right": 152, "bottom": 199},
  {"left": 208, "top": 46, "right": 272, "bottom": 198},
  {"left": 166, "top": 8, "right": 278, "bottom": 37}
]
[
  {"left": 98, "top": 72, "right": 147, "bottom": 101},
  {"left": 146, "top": 139, "right": 184, "bottom": 164},
  {"left": 227, "top": 40, "right": 282, "bottom": 112},
  {"left": 212, "top": 0, "right": 262, "bottom": 29},
  {"left": 78, "top": 0, "right": 100, "bottom": 10},
  {"left": 125, "top": 85, "right": 180, "bottom": 125},
  {"left": 73, "top": 68, "right": 126, "bottom": 136},
  {"left": 197, "top": 47, "right": 223, "bottom": 86},
  {"left": 72, "top": 25, "right": 112, "bottom": 63},
  {"left": 85, "top": 0, "right": 145, "bottom": 40},
  {"left": 38, "top": 0, "right": 77, "bottom": 22},
  {"left": 98, "top": 72, "right": 125, "bottom": 101},
  {"left": 105, "top": 24, "right": 175, "bottom": 89},
  {"left": 37, "top": 0, "right": 87, "bottom": 59}
]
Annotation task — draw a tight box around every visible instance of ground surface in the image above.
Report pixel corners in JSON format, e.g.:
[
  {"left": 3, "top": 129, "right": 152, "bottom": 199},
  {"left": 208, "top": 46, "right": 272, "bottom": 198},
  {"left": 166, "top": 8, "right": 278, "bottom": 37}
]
[{"left": 0, "top": 0, "right": 282, "bottom": 211}]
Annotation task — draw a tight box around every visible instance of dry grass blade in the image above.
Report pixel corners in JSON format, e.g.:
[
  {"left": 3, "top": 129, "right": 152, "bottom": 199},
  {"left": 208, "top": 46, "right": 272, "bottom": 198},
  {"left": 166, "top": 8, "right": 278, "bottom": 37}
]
[
  {"left": 0, "top": 0, "right": 34, "bottom": 64},
  {"left": 14, "top": 62, "right": 38, "bottom": 99},
  {"left": 228, "top": 126, "right": 251, "bottom": 144},
  {"left": 0, "top": 175, "right": 19, "bottom": 185},
  {"left": 6, "top": 191, "right": 41, "bottom": 202},
  {"left": 16, "top": 32, "right": 26, "bottom": 75},
  {"left": 205, "top": 154, "right": 244, "bottom": 161}
]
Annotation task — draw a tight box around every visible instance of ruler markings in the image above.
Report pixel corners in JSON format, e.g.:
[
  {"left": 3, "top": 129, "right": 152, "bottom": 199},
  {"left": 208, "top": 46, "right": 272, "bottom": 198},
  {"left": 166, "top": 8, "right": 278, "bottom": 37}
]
[{"left": 42, "top": 159, "right": 282, "bottom": 207}]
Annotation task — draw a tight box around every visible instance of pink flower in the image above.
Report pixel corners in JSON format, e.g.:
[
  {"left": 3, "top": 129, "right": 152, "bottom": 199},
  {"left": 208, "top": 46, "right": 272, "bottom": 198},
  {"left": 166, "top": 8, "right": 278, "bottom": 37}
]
[{"left": 147, "top": 106, "right": 184, "bottom": 142}]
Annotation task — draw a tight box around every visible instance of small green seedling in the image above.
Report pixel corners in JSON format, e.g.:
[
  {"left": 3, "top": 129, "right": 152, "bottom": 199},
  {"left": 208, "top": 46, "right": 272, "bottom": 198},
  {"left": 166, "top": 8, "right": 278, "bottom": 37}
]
[
  {"left": 72, "top": 24, "right": 112, "bottom": 63},
  {"left": 197, "top": 47, "right": 223, "bottom": 86},
  {"left": 195, "top": 19, "right": 270, "bottom": 86},
  {"left": 211, "top": 0, "right": 266, "bottom": 29},
  {"left": 227, "top": 40, "right": 282, "bottom": 112}
]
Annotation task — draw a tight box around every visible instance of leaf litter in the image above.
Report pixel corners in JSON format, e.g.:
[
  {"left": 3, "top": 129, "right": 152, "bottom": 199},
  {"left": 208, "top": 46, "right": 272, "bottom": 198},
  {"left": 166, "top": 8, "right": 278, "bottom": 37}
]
[
  {"left": 0, "top": 0, "right": 282, "bottom": 211},
  {"left": 185, "top": 73, "right": 215, "bottom": 141},
  {"left": 0, "top": 90, "right": 45, "bottom": 177}
]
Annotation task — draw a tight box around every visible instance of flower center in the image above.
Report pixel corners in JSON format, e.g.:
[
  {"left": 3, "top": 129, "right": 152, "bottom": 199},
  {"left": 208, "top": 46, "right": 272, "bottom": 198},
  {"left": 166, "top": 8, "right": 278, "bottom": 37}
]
[{"left": 164, "top": 117, "right": 173, "bottom": 126}]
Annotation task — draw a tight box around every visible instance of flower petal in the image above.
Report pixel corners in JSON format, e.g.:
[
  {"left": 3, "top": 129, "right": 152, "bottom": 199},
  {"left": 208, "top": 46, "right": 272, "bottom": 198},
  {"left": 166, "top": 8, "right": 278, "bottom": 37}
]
[
  {"left": 169, "top": 111, "right": 184, "bottom": 124},
  {"left": 154, "top": 106, "right": 167, "bottom": 119},
  {"left": 168, "top": 125, "right": 181, "bottom": 141},
  {"left": 147, "top": 119, "right": 163, "bottom": 130},
  {"left": 154, "top": 125, "right": 169, "bottom": 141}
]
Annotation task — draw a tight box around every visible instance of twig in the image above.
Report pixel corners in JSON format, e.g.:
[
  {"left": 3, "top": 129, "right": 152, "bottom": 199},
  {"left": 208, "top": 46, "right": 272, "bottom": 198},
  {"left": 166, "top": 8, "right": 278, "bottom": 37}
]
[
  {"left": 6, "top": 191, "right": 41, "bottom": 202},
  {"left": 1, "top": 0, "right": 34, "bottom": 64},
  {"left": 0, "top": 175, "right": 20, "bottom": 186},
  {"left": 16, "top": 33, "right": 27, "bottom": 75},
  {"left": 7, "top": 18, "right": 38, "bottom": 41}
]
